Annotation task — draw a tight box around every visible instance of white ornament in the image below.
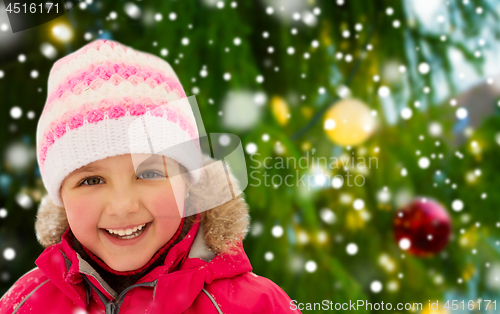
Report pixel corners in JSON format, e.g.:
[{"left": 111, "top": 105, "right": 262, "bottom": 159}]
[
  {"left": 221, "top": 91, "right": 263, "bottom": 131},
  {"left": 271, "top": 225, "right": 284, "bottom": 238}
]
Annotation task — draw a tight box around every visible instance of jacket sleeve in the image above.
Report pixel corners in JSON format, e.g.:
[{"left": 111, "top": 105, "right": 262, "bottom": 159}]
[
  {"left": 0, "top": 267, "right": 49, "bottom": 314},
  {"left": 243, "top": 272, "right": 303, "bottom": 314}
]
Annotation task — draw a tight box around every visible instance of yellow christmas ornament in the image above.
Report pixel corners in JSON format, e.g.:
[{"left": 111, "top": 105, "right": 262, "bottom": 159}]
[
  {"left": 462, "top": 263, "right": 476, "bottom": 281},
  {"left": 323, "top": 98, "right": 376, "bottom": 146},
  {"left": 301, "top": 141, "right": 311, "bottom": 151},
  {"left": 271, "top": 96, "right": 290, "bottom": 126},
  {"left": 421, "top": 306, "right": 449, "bottom": 314},
  {"left": 346, "top": 210, "right": 365, "bottom": 230},
  {"left": 320, "top": 21, "right": 332, "bottom": 46}
]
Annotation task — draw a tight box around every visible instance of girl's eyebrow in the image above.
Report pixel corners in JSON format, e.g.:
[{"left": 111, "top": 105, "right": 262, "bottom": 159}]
[
  {"left": 72, "top": 157, "right": 167, "bottom": 175},
  {"left": 73, "top": 165, "right": 109, "bottom": 174},
  {"left": 138, "top": 158, "right": 166, "bottom": 167}
]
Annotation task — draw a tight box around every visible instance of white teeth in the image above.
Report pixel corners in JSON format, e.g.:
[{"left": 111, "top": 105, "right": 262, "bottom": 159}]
[{"left": 106, "top": 223, "right": 147, "bottom": 235}]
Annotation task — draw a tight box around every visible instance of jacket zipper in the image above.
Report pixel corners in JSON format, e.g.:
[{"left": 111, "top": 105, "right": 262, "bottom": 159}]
[
  {"left": 82, "top": 274, "right": 157, "bottom": 314},
  {"left": 113, "top": 280, "right": 157, "bottom": 313}
]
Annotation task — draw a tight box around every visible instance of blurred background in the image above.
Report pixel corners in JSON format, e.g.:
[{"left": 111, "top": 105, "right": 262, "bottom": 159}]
[{"left": 1, "top": 0, "right": 500, "bottom": 312}]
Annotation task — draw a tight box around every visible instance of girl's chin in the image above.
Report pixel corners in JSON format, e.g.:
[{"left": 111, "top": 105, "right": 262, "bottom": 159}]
[{"left": 105, "top": 259, "right": 149, "bottom": 272}]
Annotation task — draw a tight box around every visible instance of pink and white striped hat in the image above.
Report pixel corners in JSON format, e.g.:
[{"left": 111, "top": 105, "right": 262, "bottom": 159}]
[{"left": 36, "top": 39, "right": 202, "bottom": 207}]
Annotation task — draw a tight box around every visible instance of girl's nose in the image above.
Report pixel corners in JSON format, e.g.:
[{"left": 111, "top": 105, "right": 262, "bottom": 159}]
[{"left": 104, "top": 188, "right": 141, "bottom": 217}]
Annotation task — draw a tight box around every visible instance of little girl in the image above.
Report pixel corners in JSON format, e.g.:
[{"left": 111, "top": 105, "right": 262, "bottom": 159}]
[{"left": 0, "top": 40, "right": 300, "bottom": 313}]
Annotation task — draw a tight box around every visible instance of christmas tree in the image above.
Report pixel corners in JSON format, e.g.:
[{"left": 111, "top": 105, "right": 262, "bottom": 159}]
[{"left": 1, "top": 0, "right": 500, "bottom": 312}]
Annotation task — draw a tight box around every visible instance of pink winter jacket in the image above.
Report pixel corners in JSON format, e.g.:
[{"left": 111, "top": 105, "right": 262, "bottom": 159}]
[{"left": 0, "top": 219, "right": 299, "bottom": 313}]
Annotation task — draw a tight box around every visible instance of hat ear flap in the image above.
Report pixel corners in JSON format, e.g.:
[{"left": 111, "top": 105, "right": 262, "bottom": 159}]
[{"left": 35, "top": 194, "right": 69, "bottom": 248}]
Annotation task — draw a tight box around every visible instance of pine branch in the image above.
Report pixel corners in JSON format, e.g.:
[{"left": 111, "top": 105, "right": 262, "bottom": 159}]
[{"left": 289, "top": 10, "right": 376, "bottom": 141}]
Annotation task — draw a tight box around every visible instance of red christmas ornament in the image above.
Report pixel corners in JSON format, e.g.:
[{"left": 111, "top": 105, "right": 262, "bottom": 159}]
[{"left": 393, "top": 198, "right": 452, "bottom": 257}]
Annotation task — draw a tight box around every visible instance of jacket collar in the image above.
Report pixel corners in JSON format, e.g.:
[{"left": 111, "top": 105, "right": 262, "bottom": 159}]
[{"left": 35, "top": 214, "right": 252, "bottom": 311}]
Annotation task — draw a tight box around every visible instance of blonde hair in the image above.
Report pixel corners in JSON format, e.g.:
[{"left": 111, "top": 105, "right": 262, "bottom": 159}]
[{"left": 181, "top": 158, "right": 250, "bottom": 255}]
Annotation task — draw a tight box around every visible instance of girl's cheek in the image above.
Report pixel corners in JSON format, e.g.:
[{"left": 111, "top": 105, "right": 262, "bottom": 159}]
[
  {"left": 65, "top": 198, "right": 99, "bottom": 229},
  {"left": 146, "top": 177, "right": 185, "bottom": 213},
  {"left": 150, "top": 189, "right": 184, "bottom": 218}
]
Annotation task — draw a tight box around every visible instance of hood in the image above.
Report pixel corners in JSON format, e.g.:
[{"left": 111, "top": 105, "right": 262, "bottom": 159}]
[
  {"left": 34, "top": 210, "right": 253, "bottom": 312},
  {"left": 35, "top": 155, "right": 250, "bottom": 256}
]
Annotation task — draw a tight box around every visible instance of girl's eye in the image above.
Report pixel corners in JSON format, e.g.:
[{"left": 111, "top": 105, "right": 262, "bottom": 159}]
[
  {"left": 138, "top": 171, "right": 166, "bottom": 180},
  {"left": 80, "top": 177, "right": 104, "bottom": 186},
  {"left": 78, "top": 171, "right": 165, "bottom": 187}
]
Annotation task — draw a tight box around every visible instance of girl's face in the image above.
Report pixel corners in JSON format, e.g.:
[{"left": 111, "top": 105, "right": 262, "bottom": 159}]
[{"left": 60, "top": 154, "right": 186, "bottom": 271}]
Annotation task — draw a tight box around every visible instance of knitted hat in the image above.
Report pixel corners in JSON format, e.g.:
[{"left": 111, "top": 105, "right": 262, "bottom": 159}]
[{"left": 36, "top": 39, "right": 202, "bottom": 208}]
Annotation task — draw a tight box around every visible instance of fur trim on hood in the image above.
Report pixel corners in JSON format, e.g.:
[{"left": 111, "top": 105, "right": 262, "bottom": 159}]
[{"left": 35, "top": 155, "right": 250, "bottom": 255}]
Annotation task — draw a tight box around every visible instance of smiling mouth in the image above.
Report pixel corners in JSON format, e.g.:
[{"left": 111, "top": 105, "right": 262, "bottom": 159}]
[{"left": 103, "top": 222, "right": 151, "bottom": 240}]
